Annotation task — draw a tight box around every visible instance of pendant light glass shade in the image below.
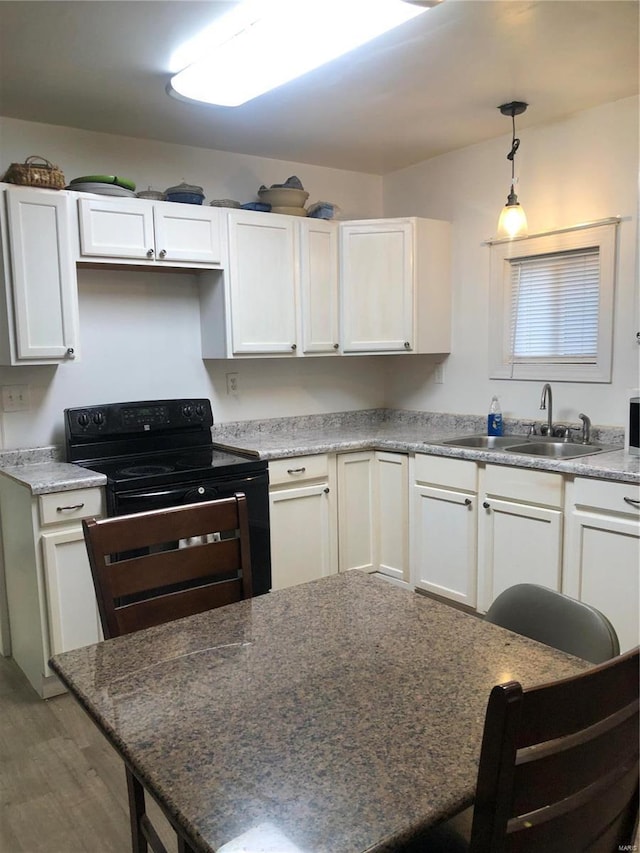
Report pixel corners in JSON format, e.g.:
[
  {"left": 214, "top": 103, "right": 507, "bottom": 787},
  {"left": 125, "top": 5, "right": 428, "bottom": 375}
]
[{"left": 497, "top": 187, "right": 528, "bottom": 239}]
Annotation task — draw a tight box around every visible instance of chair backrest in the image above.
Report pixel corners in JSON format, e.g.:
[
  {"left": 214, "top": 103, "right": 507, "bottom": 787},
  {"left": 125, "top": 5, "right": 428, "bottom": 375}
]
[
  {"left": 484, "top": 583, "right": 620, "bottom": 663},
  {"left": 470, "top": 646, "right": 640, "bottom": 853},
  {"left": 83, "top": 493, "right": 253, "bottom": 639}
]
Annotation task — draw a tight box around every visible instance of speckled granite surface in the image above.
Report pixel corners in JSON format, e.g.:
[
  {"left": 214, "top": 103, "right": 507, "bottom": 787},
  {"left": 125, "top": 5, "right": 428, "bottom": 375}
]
[
  {"left": 1, "top": 409, "right": 636, "bottom": 493},
  {"left": 51, "top": 572, "right": 591, "bottom": 853},
  {"left": 211, "top": 409, "right": 637, "bottom": 485}
]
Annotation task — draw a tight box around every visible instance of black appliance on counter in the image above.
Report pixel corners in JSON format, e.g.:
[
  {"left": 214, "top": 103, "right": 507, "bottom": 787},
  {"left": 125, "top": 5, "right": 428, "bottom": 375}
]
[{"left": 64, "top": 398, "right": 271, "bottom": 595}]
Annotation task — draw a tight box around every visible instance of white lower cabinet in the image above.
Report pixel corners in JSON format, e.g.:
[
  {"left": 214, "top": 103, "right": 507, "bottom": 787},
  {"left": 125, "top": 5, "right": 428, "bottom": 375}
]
[
  {"left": 268, "top": 455, "right": 338, "bottom": 589},
  {"left": 564, "top": 477, "right": 640, "bottom": 653},
  {"left": 337, "top": 451, "right": 410, "bottom": 582},
  {"left": 411, "top": 455, "right": 478, "bottom": 607},
  {"left": 0, "top": 478, "right": 104, "bottom": 697},
  {"left": 477, "top": 465, "right": 563, "bottom": 613}
]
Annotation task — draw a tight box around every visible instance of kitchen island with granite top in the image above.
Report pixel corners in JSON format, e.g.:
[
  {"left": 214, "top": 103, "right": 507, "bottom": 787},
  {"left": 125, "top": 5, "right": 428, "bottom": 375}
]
[{"left": 50, "top": 570, "right": 591, "bottom": 853}]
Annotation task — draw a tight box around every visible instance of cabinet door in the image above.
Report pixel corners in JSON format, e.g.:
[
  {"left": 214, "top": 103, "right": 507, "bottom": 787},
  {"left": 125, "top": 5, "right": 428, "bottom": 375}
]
[
  {"left": 340, "top": 220, "right": 413, "bottom": 352},
  {"left": 337, "top": 452, "right": 375, "bottom": 572},
  {"left": 565, "top": 510, "right": 639, "bottom": 653},
  {"left": 299, "top": 219, "right": 339, "bottom": 353},
  {"left": 78, "top": 197, "right": 155, "bottom": 259},
  {"left": 228, "top": 212, "right": 298, "bottom": 354},
  {"left": 269, "top": 483, "right": 337, "bottom": 589},
  {"left": 478, "top": 498, "right": 563, "bottom": 612},
  {"left": 412, "top": 484, "right": 477, "bottom": 606},
  {"left": 153, "top": 203, "right": 222, "bottom": 264},
  {"left": 41, "top": 527, "right": 103, "bottom": 656},
  {"left": 374, "top": 452, "right": 409, "bottom": 583},
  {"left": 4, "top": 188, "right": 78, "bottom": 362}
]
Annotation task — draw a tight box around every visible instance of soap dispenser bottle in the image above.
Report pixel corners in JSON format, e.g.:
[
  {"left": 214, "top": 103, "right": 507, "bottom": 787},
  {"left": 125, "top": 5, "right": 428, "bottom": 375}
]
[{"left": 488, "top": 396, "right": 503, "bottom": 436}]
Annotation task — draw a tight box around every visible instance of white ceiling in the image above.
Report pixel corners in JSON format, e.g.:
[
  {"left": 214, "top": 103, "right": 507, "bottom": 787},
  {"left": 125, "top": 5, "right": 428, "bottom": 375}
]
[{"left": 0, "top": 0, "right": 637, "bottom": 175}]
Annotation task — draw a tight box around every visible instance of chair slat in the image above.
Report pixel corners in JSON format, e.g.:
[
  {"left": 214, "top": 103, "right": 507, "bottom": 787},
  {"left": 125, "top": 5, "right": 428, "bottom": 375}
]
[
  {"left": 115, "top": 577, "right": 244, "bottom": 636},
  {"left": 511, "top": 700, "right": 639, "bottom": 814},
  {"left": 107, "top": 539, "right": 241, "bottom": 597}
]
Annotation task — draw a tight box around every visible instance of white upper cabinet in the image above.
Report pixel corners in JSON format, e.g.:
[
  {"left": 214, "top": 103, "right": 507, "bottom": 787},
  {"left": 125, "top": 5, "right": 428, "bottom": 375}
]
[
  {"left": 227, "top": 210, "right": 299, "bottom": 355},
  {"left": 0, "top": 186, "right": 79, "bottom": 365},
  {"left": 200, "top": 211, "right": 339, "bottom": 358},
  {"left": 300, "top": 218, "right": 339, "bottom": 354},
  {"left": 77, "top": 197, "right": 223, "bottom": 266},
  {"left": 339, "top": 217, "right": 451, "bottom": 354}
]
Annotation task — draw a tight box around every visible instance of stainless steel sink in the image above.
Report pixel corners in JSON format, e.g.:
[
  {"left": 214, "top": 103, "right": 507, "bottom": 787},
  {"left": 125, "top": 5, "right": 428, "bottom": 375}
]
[
  {"left": 504, "top": 442, "right": 608, "bottom": 459},
  {"left": 439, "top": 434, "right": 615, "bottom": 459},
  {"left": 442, "top": 435, "right": 525, "bottom": 449}
]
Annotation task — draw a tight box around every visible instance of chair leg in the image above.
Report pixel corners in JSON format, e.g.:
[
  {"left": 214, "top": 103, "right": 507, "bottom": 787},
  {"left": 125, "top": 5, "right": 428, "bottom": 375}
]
[
  {"left": 126, "top": 766, "right": 148, "bottom": 853},
  {"left": 178, "top": 838, "right": 197, "bottom": 853}
]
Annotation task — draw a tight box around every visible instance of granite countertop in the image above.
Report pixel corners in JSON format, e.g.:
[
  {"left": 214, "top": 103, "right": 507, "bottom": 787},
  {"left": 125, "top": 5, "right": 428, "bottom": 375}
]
[
  {"left": 211, "top": 409, "right": 638, "bottom": 486},
  {"left": 50, "top": 571, "right": 590, "bottom": 853},
  {"left": 0, "top": 409, "right": 637, "bottom": 494}
]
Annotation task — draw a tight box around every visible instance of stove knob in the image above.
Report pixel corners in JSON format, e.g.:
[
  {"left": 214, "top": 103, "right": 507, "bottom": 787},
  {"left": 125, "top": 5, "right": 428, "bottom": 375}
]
[
  {"left": 92, "top": 411, "right": 105, "bottom": 426},
  {"left": 77, "top": 412, "right": 90, "bottom": 428},
  {"left": 195, "top": 404, "right": 204, "bottom": 417},
  {"left": 182, "top": 405, "right": 193, "bottom": 418}
]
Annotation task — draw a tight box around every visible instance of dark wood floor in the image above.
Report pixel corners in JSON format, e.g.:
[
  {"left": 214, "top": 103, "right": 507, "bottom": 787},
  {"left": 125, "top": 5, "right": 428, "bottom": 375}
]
[{"left": 0, "top": 656, "right": 176, "bottom": 852}]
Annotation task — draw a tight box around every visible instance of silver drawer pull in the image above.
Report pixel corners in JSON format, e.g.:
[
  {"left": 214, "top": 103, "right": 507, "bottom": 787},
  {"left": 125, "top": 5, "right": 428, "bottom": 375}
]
[
  {"left": 623, "top": 497, "right": 640, "bottom": 508},
  {"left": 287, "top": 467, "right": 306, "bottom": 474},
  {"left": 56, "top": 503, "right": 85, "bottom": 512}
]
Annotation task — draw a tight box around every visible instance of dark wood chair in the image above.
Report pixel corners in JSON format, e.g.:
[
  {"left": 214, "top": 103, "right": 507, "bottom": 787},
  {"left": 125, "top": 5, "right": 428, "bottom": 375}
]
[
  {"left": 82, "top": 493, "right": 253, "bottom": 853},
  {"left": 484, "top": 583, "right": 620, "bottom": 663},
  {"left": 83, "top": 493, "right": 253, "bottom": 640},
  {"left": 403, "top": 646, "right": 639, "bottom": 853}
]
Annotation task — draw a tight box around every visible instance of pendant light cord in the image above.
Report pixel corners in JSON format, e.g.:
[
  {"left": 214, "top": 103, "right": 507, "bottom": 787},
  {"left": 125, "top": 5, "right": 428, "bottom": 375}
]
[{"left": 507, "top": 112, "right": 520, "bottom": 185}]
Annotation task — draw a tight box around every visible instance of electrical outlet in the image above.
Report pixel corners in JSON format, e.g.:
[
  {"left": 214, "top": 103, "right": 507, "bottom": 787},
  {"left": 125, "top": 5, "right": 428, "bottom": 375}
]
[
  {"left": 2, "top": 385, "right": 31, "bottom": 412},
  {"left": 226, "top": 372, "right": 239, "bottom": 396},
  {"left": 434, "top": 363, "right": 445, "bottom": 384}
]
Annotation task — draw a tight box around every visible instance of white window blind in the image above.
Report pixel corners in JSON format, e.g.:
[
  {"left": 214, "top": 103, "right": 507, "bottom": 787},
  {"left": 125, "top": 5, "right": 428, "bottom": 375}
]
[{"left": 509, "top": 247, "right": 600, "bottom": 364}]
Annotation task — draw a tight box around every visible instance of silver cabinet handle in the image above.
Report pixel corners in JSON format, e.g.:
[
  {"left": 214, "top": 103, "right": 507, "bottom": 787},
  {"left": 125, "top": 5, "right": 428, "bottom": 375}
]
[
  {"left": 404, "top": 341, "right": 411, "bottom": 350},
  {"left": 333, "top": 343, "right": 339, "bottom": 350},
  {"left": 146, "top": 248, "right": 154, "bottom": 258},
  {"left": 56, "top": 503, "right": 85, "bottom": 513},
  {"left": 159, "top": 249, "right": 167, "bottom": 259},
  {"left": 624, "top": 497, "right": 640, "bottom": 508},
  {"left": 291, "top": 343, "right": 297, "bottom": 351},
  {"left": 66, "top": 347, "right": 75, "bottom": 358},
  {"left": 464, "top": 498, "right": 472, "bottom": 506},
  {"left": 483, "top": 501, "right": 491, "bottom": 509},
  {"left": 287, "top": 467, "right": 306, "bottom": 475},
  {"left": 324, "top": 487, "right": 330, "bottom": 494}
]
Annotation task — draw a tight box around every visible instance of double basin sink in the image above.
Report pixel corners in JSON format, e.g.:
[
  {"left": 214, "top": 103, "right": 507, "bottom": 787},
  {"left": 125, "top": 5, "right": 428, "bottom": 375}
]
[{"left": 439, "top": 434, "right": 615, "bottom": 459}]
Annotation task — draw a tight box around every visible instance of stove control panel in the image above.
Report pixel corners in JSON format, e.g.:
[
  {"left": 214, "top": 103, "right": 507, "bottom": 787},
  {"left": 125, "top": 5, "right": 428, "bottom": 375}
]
[{"left": 65, "top": 399, "right": 213, "bottom": 438}]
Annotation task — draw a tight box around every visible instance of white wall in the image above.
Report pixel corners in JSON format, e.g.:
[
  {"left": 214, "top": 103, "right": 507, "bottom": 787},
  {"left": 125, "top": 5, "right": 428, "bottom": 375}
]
[
  {"left": 0, "top": 99, "right": 637, "bottom": 449},
  {"left": 382, "top": 96, "right": 640, "bottom": 429},
  {"left": 0, "top": 117, "right": 386, "bottom": 449}
]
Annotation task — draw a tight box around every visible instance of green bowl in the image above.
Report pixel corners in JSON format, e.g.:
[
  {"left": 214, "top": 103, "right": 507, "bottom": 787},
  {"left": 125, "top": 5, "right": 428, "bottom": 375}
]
[{"left": 70, "top": 175, "right": 136, "bottom": 192}]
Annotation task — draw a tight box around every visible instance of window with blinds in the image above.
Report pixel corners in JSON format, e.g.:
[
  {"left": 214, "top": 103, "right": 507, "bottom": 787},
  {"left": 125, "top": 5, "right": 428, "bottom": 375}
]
[
  {"left": 489, "top": 221, "right": 617, "bottom": 382},
  {"left": 510, "top": 247, "right": 600, "bottom": 363}
]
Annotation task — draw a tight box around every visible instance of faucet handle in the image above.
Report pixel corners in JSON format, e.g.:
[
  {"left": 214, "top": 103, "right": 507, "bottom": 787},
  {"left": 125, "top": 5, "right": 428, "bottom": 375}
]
[
  {"left": 578, "top": 413, "right": 592, "bottom": 445},
  {"left": 527, "top": 422, "right": 537, "bottom": 437}
]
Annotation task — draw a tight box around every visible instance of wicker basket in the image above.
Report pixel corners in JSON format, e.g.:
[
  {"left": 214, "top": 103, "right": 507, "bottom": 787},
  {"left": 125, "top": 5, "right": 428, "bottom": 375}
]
[{"left": 2, "top": 155, "right": 66, "bottom": 190}]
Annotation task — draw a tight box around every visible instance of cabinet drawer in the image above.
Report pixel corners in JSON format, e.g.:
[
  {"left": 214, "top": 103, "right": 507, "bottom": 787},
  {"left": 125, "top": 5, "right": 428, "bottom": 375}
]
[
  {"left": 414, "top": 454, "right": 477, "bottom": 492},
  {"left": 39, "top": 488, "right": 104, "bottom": 527},
  {"left": 573, "top": 477, "right": 640, "bottom": 515},
  {"left": 484, "top": 464, "right": 563, "bottom": 507},
  {"left": 269, "top": 455, "right": 329, "bottom": 486}
]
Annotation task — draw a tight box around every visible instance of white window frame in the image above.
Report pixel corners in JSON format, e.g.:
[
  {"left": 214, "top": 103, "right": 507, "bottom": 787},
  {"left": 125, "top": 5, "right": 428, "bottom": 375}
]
[{"left": 489, "top": 223, "right": 617, "bottom": 382}]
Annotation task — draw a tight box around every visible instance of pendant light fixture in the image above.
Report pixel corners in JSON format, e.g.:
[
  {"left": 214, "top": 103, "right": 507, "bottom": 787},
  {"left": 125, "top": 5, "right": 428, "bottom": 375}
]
[{"left": 496, "top": 100, "right": 528, "bottom": 239}]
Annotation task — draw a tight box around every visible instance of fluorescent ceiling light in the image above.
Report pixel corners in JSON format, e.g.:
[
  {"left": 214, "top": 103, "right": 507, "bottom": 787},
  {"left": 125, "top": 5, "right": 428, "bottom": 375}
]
[{"left": 168, "top": 0, "right": 434, "bottom": 108}]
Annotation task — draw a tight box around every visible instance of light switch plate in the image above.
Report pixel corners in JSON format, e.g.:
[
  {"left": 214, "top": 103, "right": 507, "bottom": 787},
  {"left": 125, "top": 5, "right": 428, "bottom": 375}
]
[{"left": 2, "top": 385, "right": 31, "bottom": 412}]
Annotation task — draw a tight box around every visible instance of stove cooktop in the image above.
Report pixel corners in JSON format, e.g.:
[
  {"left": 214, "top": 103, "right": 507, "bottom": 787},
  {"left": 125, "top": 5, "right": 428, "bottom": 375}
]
[{"left": 82, "top": 447, "right": 266, "bottom": 490}]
